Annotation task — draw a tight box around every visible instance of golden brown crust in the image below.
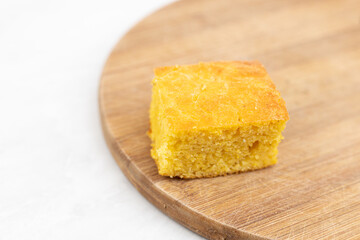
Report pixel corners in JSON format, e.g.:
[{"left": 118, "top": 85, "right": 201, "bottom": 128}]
[{"left": 153, "top": 61, "right": 289, "bottom": 132}]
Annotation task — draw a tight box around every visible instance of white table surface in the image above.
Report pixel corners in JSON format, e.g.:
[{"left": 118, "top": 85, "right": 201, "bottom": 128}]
[{"left": 0, "top": 0, "right": 203, "bottom": 239}]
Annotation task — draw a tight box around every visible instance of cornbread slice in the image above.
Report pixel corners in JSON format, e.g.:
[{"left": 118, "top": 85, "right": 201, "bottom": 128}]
[{"left": 149, "top": 61, "right": 289, "bottom": 178}]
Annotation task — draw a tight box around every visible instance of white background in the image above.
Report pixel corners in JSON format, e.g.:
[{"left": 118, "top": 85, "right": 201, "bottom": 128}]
[{"left": 0, "top": 0, "right": 203, "bottom": 239}]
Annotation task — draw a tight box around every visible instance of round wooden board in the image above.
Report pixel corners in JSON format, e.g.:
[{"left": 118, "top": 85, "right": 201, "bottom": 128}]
[{"left": 99, "top": 0, "right": 360, "bottom": 239}]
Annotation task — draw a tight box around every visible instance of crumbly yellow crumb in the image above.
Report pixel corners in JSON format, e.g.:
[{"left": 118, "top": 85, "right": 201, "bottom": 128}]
[{"left": 149, "top": 61, "right": 289, "bottom": 178}]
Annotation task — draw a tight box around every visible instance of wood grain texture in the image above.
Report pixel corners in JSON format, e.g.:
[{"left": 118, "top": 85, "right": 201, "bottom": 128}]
[{"left": 99, "top": 0, "right": 360, "bottom": 239}]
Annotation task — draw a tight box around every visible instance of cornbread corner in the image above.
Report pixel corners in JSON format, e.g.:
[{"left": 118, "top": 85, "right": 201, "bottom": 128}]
[{"left": 149, "top": 61, "right": 289, "bottom": 178}]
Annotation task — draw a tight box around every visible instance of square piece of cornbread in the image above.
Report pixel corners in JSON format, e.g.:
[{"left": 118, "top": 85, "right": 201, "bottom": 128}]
[{"left": 149, "top": 61, "right": 289, "bottom": 178}]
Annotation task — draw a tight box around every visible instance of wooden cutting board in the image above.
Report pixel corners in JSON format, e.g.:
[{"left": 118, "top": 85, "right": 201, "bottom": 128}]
[{"left": 99, "top": 0, "right": 360, "bottom": 239}]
